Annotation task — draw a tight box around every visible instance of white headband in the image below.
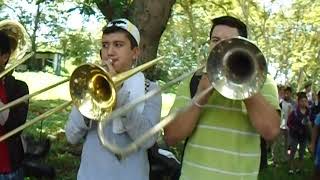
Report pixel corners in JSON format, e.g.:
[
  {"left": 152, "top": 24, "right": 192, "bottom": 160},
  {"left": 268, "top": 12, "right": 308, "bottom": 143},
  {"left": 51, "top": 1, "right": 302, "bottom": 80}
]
[{"left": 106, "top": 18, "right": 140, "bottom": 46}]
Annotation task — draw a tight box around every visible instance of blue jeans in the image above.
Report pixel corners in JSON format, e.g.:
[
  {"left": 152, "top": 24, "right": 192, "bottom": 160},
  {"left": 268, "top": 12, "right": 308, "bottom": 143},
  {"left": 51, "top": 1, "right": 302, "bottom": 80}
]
[{"left": 0, "top": 168, "right": 24, "bottom": 180}]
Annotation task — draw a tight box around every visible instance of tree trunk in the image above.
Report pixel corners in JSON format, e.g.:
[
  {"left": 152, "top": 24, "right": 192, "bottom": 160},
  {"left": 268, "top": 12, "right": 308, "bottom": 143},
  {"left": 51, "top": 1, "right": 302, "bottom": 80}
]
[
  {"left": 28, "top": 3, "right": 41, "bottom": 71},
  {"left": 96, "top": 0, "right": 176, "bottom": 63},
  {"left": 130, "top": 0, "right": 176, "bottom": 64}
]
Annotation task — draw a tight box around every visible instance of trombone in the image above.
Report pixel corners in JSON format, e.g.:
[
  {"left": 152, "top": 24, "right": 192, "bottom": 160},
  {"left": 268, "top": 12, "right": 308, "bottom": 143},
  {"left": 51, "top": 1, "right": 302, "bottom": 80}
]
[{"left": 0, "top": 57, "right": 164, "bottom": 141}]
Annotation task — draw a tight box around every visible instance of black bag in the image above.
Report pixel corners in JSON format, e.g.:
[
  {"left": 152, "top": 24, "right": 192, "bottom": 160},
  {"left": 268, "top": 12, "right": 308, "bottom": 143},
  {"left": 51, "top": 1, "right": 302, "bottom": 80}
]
[
  {"left": 22, "top": 135, "right": 56, "bottom": 179},
  {"left": 148, "top": 143, "right": 181, "bottom": 180},
  {"left": 145, "top": 79, "right": 181, "bottom": 180}
]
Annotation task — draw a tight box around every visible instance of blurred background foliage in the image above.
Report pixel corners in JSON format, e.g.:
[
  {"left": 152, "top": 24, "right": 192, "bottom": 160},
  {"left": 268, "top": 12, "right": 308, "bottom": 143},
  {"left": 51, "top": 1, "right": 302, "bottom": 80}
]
[{"left": 0, "top": 0, "right": 319, "bottom": 92}]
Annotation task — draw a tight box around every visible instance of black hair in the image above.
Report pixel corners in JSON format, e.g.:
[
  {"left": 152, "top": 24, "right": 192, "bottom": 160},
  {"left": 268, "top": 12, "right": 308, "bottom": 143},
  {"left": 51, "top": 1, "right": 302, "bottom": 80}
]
[
  {"left": 285, "top": 86, "right": 292, "bottom": 93},
  {"left": 304, "top": 82, "right": 312, "bottom": 89},
  {"left": 0, "top": 31, "right": 11, "bottom": 55},
  {"left": 297, "top": 92, "right": 307, "bottom": 101},
  {"left": 209, "top": 16, "right": 248, "bottom": 39},
  {"left": 102, "top": 26, "right": 138, "bottom": 49}
]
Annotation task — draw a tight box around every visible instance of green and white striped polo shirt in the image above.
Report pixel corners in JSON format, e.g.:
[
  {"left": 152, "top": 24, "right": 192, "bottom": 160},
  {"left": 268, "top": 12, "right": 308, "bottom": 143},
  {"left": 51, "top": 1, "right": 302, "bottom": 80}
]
[{"left": 171, "top": 74, "right": 279, "bottom": 180}]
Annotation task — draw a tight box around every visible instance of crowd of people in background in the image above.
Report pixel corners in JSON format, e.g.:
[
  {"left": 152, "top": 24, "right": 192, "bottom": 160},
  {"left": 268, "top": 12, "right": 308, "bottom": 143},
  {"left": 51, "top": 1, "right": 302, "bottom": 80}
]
[{"left": 262, "top": 83, "right": 320, "bottom": 179}]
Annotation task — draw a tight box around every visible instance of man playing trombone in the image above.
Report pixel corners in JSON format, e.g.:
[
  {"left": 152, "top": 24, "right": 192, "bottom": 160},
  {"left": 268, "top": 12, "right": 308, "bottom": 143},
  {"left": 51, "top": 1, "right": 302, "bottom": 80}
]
[
  {"left": 164, "top": 16, "right": 280, "bottom": 180},
  {"left": 0, "top": 22, "right": 29, "bottom": 180},
  {"left": 65, "top": 18, "right": 162, "bottom": 180}
]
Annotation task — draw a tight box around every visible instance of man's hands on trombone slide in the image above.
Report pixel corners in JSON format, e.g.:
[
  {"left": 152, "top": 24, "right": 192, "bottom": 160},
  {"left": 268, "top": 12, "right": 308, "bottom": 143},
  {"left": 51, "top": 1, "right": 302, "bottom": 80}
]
[
  {"left": 102, "top": 59, "right": 117, "bottom": 76},
  {"left": 194, "top": 74, "right": 214, "bottom": 107}
]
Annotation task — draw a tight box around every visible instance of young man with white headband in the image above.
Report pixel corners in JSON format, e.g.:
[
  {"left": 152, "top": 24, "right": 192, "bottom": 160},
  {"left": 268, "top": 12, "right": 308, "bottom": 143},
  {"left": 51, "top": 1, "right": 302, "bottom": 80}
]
[{"left": 65, "top": 18, "right": 162, "bottom": 180}]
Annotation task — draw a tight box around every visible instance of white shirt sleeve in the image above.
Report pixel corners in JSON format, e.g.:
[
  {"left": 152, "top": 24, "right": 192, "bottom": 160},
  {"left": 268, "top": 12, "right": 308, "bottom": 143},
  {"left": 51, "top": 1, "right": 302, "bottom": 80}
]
[{"left": 65, "top": 106, "right": 91, "bottom": 144}]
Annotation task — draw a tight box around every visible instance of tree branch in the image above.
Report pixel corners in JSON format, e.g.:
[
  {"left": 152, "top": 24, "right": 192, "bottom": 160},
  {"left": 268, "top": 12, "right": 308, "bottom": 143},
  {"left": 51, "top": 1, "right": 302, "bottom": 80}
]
[{"left": 3, "top": 3, "right": 33, "bottom": 39}]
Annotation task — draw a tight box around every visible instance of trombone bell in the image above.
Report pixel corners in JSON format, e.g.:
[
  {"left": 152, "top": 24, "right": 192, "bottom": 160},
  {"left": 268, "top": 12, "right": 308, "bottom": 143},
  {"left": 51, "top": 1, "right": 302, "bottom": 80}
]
[
  {"left": 207, "top": 37, "right": 267, "bottom": 100},
  {"left": 69, "top": 56, "right": 164, "bottom": 121},
  {"left": 0, "top": 20, "right": 31, "bottom": 62},
  {"left": 70, "top": 63, "right": 116, "bottom": 121}
]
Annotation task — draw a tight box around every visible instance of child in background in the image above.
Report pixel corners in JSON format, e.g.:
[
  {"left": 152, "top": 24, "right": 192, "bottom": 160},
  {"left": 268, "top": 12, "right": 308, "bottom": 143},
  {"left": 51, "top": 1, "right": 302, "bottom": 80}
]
[{"left": 287, "top": 92, "right": 311, "bottom": 174}]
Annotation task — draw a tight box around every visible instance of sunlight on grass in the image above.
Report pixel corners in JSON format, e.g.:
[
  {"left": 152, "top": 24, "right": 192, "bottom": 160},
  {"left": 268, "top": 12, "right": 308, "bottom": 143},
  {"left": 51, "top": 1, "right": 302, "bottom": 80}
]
[
  {"left": 13, "top": 71, "right": 71, "bottom": 100},
  {"left": 161, "top": 93, "right": 175, "bottom": 117}
]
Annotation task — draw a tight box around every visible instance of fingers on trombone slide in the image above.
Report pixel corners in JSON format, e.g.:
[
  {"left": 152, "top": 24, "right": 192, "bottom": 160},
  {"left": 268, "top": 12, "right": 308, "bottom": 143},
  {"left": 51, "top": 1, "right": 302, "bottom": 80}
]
[{"left": 102, "top": 59, "right": 116, "bottom": 75}]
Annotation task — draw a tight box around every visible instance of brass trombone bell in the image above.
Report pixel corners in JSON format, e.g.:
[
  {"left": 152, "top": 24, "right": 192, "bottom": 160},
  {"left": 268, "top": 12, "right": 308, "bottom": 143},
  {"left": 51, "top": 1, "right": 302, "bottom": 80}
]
[
  {"left": 70, "top": 63, "right": 116, "bottom": 121},
  {"left": 0, "top": 57, "right": 163, "bottom": 142},
  {"left": 70, "top": 56, "right": 164, "bottom": 121},
  {"left": 0, "top": 20, "right": 31, "bottom": 62},
  {"left": 0, "top": 20, "right": 33, "bottom": 79},
  {"left": 0, "top": 19, "right": 165, "bottom": 144}
]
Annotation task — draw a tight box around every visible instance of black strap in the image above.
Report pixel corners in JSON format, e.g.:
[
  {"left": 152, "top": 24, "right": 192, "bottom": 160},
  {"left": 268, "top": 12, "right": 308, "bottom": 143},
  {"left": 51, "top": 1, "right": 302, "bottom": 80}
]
[{"left": 189, "top": 74, "right": 202, "bottom": 98}]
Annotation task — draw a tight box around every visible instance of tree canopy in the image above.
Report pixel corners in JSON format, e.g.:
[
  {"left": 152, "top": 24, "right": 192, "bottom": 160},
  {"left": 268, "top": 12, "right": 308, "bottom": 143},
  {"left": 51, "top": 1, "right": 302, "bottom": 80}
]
[
  {"left": 158, "top": 0, "right": 320, "bottom": 91},
  {"left": 0, "top": 0, "right": 319, "bottom": 91}
]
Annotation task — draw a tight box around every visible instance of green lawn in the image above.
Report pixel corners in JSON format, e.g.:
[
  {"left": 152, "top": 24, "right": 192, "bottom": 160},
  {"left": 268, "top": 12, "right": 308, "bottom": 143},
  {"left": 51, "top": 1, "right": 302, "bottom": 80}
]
[
  {"left": 258, "top": 158, "right": 314, "bottom": 180},
  {"left": 25, "top": 99, "right": 78, "bottom": 180},
  {"left": 11, "top": 72, "right": 316, "bottom": 180}
]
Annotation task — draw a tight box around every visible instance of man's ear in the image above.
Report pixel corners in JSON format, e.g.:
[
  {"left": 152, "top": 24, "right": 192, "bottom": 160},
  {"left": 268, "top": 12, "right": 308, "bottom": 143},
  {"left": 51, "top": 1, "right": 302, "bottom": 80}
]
[{"left": 132, "top": 47, "right": 140, "bottom": 60}]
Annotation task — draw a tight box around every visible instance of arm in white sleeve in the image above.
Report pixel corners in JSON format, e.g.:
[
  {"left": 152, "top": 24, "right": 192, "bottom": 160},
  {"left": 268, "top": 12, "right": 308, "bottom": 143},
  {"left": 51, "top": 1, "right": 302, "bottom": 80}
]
[
  {"left": 121, "top": 82, "right": 162, "bottom": 150},
  {"left": 65, "top": 106, "right": 91, "bottom": 145}
]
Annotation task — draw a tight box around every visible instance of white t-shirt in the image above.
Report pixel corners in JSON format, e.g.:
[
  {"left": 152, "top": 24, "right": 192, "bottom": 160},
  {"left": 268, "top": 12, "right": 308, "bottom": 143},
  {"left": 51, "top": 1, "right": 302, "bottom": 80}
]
[{"left": 280, "top": 100, "right": 293, "bottom": 129}]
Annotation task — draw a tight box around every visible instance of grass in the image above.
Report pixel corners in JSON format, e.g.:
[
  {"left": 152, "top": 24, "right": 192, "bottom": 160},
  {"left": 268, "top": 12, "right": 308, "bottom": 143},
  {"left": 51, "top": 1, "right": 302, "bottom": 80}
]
[
  {"left": 24, "top": 99, "right": 79, "bottom": 180},
  {"left": 258, "top": 156, "right": 314, "bottom": 180},
  {"left": 11, "top": 72, "right": 316, "bottom": 179}
]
